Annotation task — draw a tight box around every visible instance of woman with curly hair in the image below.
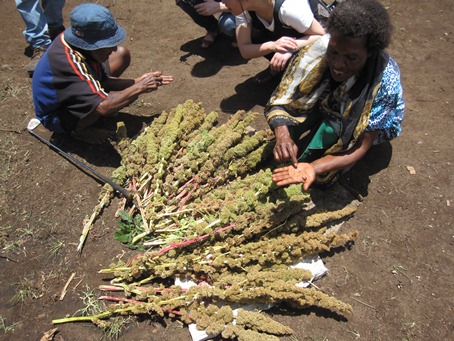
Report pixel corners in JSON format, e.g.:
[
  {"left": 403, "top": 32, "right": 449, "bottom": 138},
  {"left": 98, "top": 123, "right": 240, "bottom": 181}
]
[{"left": 265, "top": 0, "right": 405, "bottom": 190}]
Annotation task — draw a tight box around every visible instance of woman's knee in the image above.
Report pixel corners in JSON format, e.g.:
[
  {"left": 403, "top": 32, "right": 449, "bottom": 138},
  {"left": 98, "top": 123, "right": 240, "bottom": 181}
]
[{"left": 218, "top": 13, "right": 236, "bottom": 37}]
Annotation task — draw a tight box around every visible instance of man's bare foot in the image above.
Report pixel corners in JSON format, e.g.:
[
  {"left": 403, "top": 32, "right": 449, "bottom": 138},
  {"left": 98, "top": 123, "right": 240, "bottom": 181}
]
[{"left": 70, "top": 127, "right": 115, "bottom": 144}]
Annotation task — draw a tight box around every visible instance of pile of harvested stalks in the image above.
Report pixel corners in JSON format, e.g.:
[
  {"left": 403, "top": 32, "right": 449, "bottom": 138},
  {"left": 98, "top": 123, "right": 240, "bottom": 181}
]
[{"left": 63, "top": 100, "right": 358, "bottom": 340}]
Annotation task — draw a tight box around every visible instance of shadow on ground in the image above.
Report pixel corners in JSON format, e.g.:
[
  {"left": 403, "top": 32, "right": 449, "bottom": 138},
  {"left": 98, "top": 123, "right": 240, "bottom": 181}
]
[
  {"left": 340, "top": 142, "right": 393, "bottom": 198},
  {"left": 40, "top": 112, "right": 156, "bottom": 170},
  {"left": 220, "top": 76, "right": 280, "bottom": 113},
  {"left": 179, "top": 35, "right": 247, "bottom": 78}
]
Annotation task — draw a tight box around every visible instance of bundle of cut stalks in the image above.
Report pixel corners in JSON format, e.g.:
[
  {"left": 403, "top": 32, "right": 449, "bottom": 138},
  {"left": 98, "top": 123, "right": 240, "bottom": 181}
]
[{"left": 63, "top": 100, "right": 358, "bottom": 340}]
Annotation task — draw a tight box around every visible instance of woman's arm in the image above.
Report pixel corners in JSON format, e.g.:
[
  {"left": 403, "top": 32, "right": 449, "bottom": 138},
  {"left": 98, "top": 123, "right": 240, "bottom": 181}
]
[
  {"left": 272, "top": 131, "right": 379, "bottom": 190},
  {"left": 311, "top": 131, "right": 379, "bottom": 175},
  {"left": 236, "top": 23, "right": 298, "bottom": 59},
  {"left": 269, "top": 18, "right": 325, "bottom": 71},
  {"left": 293, "top": 19, "right": 325, "bottom": 50}
]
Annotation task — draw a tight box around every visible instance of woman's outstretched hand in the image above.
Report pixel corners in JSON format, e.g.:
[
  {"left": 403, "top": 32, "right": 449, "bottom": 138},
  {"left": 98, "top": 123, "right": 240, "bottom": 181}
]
[{"left": 272, "top": 163, "right": 316, "bottom": 191}]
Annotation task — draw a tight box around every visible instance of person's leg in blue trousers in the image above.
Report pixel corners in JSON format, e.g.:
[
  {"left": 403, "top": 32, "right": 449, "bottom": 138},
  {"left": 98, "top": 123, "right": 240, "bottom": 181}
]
[
  {"left": 218, "top": 12, "right": 236, "bottom": 38},
  {"left": 15, "top": 0, "right": 65, "bottom": 76},
  {"left": 15, "top": 0, "right": 51, "bottom": 48},
  {"left": 176, "top": 0, "right": 218, "bottom": 34},
  {"left": 41, "top": 0, "right": 65, "bottom": 33}
]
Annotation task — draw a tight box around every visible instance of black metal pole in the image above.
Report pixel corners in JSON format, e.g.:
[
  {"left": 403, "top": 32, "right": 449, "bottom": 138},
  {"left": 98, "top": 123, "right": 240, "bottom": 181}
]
[{"left": 28, "top": 129, "right": 132, "bottom": 200}]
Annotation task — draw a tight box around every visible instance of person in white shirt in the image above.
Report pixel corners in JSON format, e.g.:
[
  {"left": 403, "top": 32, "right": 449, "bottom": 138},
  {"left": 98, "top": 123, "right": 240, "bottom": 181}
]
[{"left": 222, "top": 0, "right": 325, "bottom": 85}]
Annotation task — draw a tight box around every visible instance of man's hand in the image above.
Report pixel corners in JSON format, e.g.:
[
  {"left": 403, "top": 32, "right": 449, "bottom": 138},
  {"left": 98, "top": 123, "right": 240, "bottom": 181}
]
[
  {"left": 96, "top": 71, "right": 173, "bottom": 116},
  {"left": 194, "top": 0, "right": 221, "bottom": 16},
  {"left": 273, "top": 126, "right": 298, "bottom": 167},
  {"left": 272, "top": 163, "right": 316, "bottom": 191},
  {"left": 135, "top": 71, "right": 173, "bottom": 93}
]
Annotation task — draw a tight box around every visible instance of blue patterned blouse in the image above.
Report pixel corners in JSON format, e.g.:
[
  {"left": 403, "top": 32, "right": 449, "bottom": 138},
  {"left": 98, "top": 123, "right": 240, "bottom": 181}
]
[{"left": 366, "top": 56, "right": 405, "bottom": 144}]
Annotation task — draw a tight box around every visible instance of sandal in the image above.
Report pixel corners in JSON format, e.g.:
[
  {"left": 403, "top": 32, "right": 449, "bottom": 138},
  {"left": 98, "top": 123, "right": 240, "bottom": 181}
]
[
  {"left": 252, "top": 67, "right": 282, "bottom": 86},
  {"left": 201, "top": 31, "right": 218, "bottom": 49}
]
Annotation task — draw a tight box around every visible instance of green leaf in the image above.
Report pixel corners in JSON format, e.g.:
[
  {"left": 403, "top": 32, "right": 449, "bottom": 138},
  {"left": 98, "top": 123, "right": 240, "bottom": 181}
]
[
  {"left": 114, "top": 230, "right": 131, "bottom": 244},
  {"left": 117, "top": 210, "right": 133, "bottom": 223}
]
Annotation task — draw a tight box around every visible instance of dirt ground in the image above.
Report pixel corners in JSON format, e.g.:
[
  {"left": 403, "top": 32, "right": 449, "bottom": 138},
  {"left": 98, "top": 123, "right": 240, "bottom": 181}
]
[{"left": 0, "top": 0, "right": 453, "bottom": 340}]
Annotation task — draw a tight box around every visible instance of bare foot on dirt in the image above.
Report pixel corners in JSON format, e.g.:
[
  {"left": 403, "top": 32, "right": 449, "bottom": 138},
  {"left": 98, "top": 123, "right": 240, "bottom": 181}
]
[{"left": 70, "top": 127, "right": 115, "bottom": 144}]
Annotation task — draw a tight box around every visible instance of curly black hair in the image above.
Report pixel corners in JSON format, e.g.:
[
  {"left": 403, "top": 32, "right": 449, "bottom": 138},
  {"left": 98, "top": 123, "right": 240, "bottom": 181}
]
[{"left": 327, "top": 0, "right": 392, "bottom": 53}]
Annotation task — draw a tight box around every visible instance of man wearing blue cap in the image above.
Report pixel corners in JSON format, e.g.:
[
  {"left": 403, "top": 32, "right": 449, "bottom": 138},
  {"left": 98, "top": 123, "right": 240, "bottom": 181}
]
[{"left": 32, "top": 3, "right": 173, "bottom": 144}]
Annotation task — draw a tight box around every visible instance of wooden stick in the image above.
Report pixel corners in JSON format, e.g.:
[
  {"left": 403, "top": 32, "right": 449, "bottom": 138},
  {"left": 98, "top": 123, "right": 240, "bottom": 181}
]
[
  {"left": 350, "top": 296, "right": 376, "bottom": 310},
  {"left": 59, "top": 272, "right": 76, "bottom": 301},
  {"left": 77, "top": 191, "right": 110, "bottom": 252}
]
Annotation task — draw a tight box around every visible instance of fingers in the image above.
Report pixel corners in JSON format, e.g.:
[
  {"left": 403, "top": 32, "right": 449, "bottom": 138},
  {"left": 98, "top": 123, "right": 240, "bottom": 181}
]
[
  {"left": 271, "top": 169, "right": 299, "bottom": 187},
  {"left": 270, "top": 58, "right": 285, "bottom": 72},
  {"left": 141, "top": 74, "right": 173, "bottom": 91},
  {"left": 272, "top": 163, "right": 316, "bottom": 189},
  {"left": 160, "top": 75, "right": 174, "bottom": 85},
  {"left": 194, "top": 2, "right": 215, "bottom": 16},
  {"left": 271, "top": 52, "right": 291, "bottom": 71},
  {"left": 273, "top": 147, "right": 283, "bottom": 163},
  {"left": 302, "top": 178, "right": 314, "bottom": 191},
  {"left": 273, "top": 143, "right": 298, "bottom": 166},
  {"left": 273, "top": 178, "right": 293, "bottom": 187},
  {"left": 275, "top": 37, "right": 298, "bottom": 51},
  {"left": 291, "top": 144, "right": 298, "bottom": 168},
  {"left": 156, "top": 76, "right": 173, "bottom": 87},
  {"left": 272, "top": 172, "right": 305, "bottom": 187}
]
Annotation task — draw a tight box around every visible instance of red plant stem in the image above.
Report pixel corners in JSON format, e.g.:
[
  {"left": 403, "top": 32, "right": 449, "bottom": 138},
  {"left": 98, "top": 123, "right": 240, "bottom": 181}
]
[
  {"left": 126, "top": 254, "right": 142, "bottom": 266},
  {"left": 98, "top": 296, "right": 143, "bottom": 305},
  {"left": 165, "top": 177, "right": 195, "bottom": 203},
  {"left": 175, "top": 189, "right": 188, "bottom": 200},
  {"left": 178, "top": 176, "right": 195, "bottom": 193},
  {"left": 132, "top": 178, "right": 142, "bottom": 207},
  {"left": 99, "top": 285, "right": 188, "bottom": 293},
  {"left": 122, "top": 222, "right": 236, "bottom": 265},
  {"left": 157, "top": 223, "right": 235, "bottom": 255},
  {"left": 178, "top": 183, "right": 199, "bottom": 211}
]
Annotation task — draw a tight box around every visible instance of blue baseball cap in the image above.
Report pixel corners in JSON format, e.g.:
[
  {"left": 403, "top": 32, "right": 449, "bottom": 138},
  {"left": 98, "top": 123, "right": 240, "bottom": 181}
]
[{"left": 64, "top": 3, "right": 126, "bottom": 50}]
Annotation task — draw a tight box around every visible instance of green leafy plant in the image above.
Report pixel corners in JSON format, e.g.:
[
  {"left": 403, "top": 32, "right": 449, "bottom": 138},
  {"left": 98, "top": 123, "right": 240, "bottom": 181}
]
[
  {"left": 114, "top": 210, "right": 144, "bottom": 246},
  {"left": 75, "top": 285, "right": 104, "bottom": 317},
  {"left": 0, "top": 316, "right": 18, "bottom": 333},
  {"left": 10, "top": 278, "right": 40, "bottom": 305},
  {"left": 101, "top": 316, "right": 131, "bottom": 340},
  {"left": 48, "top": 235, "right": 65, "bottom": 258}
]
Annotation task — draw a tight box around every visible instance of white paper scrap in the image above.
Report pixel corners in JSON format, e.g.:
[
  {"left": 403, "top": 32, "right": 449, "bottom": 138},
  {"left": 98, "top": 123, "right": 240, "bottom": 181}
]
[
  {"left": 291, "top": 254, "right": 328, "bottom": 287},
  {"left": 184, "top": 255, "right": 328, "bottom": 341}
]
